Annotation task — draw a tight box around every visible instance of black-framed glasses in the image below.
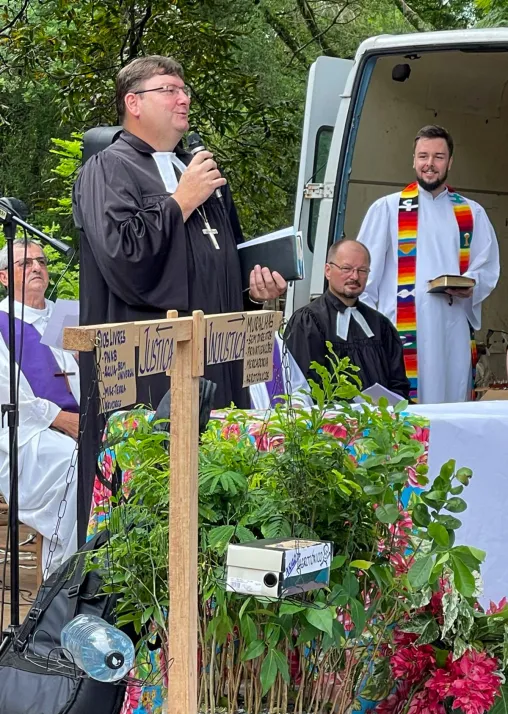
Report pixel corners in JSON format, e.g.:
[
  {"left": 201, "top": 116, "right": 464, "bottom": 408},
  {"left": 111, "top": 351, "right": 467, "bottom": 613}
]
[
  {"left": 133, "top": 84, "right": 191, "bottom": 98},
  {"left": 328, "top": 261, "right": 370, "bottom": 276},
  {"left": 14, "top": 256, "right": 48, "bottom": 269}
]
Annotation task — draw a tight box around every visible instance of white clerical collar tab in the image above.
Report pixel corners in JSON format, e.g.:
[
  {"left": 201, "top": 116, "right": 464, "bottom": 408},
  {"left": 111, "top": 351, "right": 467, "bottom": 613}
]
[{"left": 336, "top": 306, "right": 374, "bottom": 341}]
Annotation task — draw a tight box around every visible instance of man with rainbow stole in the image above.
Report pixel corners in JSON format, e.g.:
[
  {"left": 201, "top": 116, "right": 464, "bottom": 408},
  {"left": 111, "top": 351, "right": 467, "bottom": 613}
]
[{"left": 357, "top": 125, "right": 499, "bottom": 404}]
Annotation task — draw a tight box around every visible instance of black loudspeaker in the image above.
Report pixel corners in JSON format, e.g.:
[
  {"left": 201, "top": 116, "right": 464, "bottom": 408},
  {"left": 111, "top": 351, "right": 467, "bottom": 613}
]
[
  {"left": 82, "top": 126, "right": 123, "bottom": 165},
  {"left": 392, "top": 63, "right": 411, "bottom": 83}
]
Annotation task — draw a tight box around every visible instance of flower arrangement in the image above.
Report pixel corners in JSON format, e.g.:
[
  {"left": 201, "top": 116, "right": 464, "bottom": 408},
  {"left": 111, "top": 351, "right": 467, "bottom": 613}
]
[{"left": 87, "top": 349, "right": 507, "bottom": 714}]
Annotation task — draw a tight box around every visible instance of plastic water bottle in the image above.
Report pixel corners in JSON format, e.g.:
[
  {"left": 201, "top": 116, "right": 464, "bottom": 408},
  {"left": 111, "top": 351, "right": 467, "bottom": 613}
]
[{"left": 61, "top": 614, "right": 135, "bottom": 682}]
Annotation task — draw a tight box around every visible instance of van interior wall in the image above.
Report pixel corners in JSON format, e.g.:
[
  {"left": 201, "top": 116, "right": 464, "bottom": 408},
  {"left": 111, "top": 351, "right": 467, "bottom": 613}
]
[{"left": 345, "top": 50, "right": 508, "bottom": 377}]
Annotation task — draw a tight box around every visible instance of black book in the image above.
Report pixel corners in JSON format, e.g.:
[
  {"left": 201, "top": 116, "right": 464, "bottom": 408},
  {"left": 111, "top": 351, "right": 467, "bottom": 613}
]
[{"left": 237, "top": 228, "right": 304, "bottom": 291}]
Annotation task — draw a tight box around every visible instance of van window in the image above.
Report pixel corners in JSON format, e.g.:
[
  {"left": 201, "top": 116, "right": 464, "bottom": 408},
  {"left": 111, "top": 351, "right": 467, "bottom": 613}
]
[{"left": 308, "top": 126, "right": 333, "bottom": 252}]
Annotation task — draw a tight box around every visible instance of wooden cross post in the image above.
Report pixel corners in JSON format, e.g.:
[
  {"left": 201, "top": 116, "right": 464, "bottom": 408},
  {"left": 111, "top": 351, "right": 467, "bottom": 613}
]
[
  {"left": 63, "top": 308, "right": 282, "bottom": 714},
  {"left": 167, "top": 309, "right": 204, "bottom": 714}
]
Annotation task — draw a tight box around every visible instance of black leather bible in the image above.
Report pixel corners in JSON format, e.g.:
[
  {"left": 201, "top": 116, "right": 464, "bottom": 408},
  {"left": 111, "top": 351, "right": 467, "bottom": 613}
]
[{"left": 237, "top": 228, "right": 304, "bottom": 291}]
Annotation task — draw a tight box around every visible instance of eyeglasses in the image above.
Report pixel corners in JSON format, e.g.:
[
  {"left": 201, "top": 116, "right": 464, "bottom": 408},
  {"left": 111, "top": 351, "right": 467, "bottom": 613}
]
[
  {"left": 133, "top": 84, "right": 191, "bottom": 98},
  {"left": 14, "top": 256, "right": 48, "bottom": 269},
  {"left": 328, "top": 262, "right": 370, "bottom": 276}
]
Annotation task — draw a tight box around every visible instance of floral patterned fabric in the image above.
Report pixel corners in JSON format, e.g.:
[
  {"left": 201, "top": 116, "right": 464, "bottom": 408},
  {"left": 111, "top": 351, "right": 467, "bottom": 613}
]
[{"left": 87, "top": 407, "right": 430, "bottom": 714}]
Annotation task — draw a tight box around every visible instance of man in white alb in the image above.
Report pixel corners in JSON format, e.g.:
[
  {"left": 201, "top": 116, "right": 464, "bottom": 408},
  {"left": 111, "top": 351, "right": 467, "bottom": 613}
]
[
  {"left": 0, "top": 239, "right": 79, "bottom": 574},
  {"left": 357, "top": 125, "right": 499, "bottom": 404}
]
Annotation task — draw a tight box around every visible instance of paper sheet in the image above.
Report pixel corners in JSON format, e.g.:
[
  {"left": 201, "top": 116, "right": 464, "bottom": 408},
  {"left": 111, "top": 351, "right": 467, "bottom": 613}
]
[
  {"left": 353, "top": 383, "right": 405, "bottom": 407},
  {"left": 40, "top": 299, "right": 79, "bottom": 351}
]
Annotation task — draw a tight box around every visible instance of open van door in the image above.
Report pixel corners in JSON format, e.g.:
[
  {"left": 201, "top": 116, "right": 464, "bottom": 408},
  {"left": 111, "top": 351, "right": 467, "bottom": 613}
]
[{"left": 285, "top": 55, "right": 353, "bottom": 318}]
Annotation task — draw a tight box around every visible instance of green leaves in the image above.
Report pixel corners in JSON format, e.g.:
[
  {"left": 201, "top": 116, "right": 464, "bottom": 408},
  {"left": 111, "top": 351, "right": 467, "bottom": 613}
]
[
  {"left": 428, "top": 522, "right": 450, "bottom": 547},
  {"left": 408, "top": 555, "right": 434, "bottom": 588},
  {"left": 242, "top": 639, "right": 266, "bottom": 661},
  {"left": 448, "top": 546, "right": 484, "bottom": 597},
  {"left": 375, "top": 503, "right": 399, "bottom": 524},
  {"left": 260, "top": 647, "right": 290, "bottom": 695},
  {"left": 445, "top": 497, "right": 467, "bottom": 513},
  {"left": 412, "top": 503, "right": 431, "bottom": 527},
  {"left": 304, "top": 606, "right": 335, "bottom": 638}
]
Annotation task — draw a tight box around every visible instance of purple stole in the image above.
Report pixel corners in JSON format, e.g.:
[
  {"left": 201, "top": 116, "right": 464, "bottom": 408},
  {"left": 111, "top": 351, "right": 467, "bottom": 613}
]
[
  {"left": 265, "top": 340, "right": 285, "bottom": 407},
  {"left": 0, "top": 310, "right": 79, "bottom": 413}
]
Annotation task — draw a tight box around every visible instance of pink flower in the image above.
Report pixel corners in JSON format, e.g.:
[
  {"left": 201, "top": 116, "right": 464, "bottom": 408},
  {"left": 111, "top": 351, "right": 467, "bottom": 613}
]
[
  {"left": 393, "top": 629, "right": 418, "bottom": 647},
  {"left": 413, "top": 425, "right": 430, "bottom": 445},
  {"left": 407, "top": 688, "right": 445, "bottom": 714},
  {"left": 486, "top": 597, "right": 507, "bottom": 615},
  {"left": 390, "top": 643, "right": 435, "bottom": 684},
  {"left": 426, "top": 650, "right": 502, "bottom": 714}
]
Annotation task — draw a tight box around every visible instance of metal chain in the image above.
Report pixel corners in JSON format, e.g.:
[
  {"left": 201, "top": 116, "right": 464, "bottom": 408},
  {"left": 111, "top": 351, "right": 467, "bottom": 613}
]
[{"left": 31, "top": 339, "right": 103, "bottom": 607}]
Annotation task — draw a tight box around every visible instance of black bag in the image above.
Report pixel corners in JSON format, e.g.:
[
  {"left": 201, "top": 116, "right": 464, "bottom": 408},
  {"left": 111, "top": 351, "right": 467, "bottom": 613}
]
[{"left": 0, "top": 530, "right": 127, "bottom": 714}]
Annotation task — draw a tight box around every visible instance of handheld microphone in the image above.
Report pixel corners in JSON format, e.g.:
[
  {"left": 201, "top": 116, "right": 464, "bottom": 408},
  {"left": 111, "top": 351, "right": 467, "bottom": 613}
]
[{"left": 187, "top": 132, "right": 224, "bottom": 204}]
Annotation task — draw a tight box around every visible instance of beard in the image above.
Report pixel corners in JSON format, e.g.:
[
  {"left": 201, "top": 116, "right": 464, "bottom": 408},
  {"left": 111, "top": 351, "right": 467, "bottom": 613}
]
[
  {"left": 342, "top": 281, "right": 362, "bottom": 298},
  {"left": 416, "top": 167, "right": 448, "bottom": 193}
]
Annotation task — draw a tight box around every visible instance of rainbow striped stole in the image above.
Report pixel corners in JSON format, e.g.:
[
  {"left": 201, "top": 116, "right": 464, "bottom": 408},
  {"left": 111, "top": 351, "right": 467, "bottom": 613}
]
[{"left": 396, "top": 182, "right": 474, "bottom": 401}]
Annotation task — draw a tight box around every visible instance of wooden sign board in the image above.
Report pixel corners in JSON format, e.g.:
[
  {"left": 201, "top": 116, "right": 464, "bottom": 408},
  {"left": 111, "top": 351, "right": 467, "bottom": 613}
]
[
  {"left": 95, "top": 323, "right": 137, "bottom": 413},
  {"left": 206, "top": 312, "right": 247, "bottom": 365},
  {"left": 138, "top": 322, "right": 176, "bottom": 377},
  {"left": 242, "top": 311, "right": 277, "bottom": 387}
]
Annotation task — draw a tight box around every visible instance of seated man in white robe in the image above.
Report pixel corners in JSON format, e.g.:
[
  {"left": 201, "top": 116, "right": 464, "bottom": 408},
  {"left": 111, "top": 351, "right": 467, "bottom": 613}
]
[
  {"left": 357, "top": 124, "right": 499, "bottom": 404},
  {"left": 0, "top": 239, "right": 79, "bottom": 575},
  {"left": 249, "top": 334, "right": 313, "bottom": 410}
]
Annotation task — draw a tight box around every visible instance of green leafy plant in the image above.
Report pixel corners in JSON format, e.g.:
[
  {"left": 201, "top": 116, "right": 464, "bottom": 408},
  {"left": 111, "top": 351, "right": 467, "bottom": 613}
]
[{"left": 90, "top": 351, "right": 490, "bottom": 713}]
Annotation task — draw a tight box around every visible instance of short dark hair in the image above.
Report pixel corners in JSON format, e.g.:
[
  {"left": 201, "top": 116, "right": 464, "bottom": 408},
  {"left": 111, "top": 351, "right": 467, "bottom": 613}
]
[
  {"left": 116, "top": 55, "right": 184, "bottom": 121},
  {"left": 414, "top": 125, "right": 454, "bottom": 157},
  {"left": 327, "top": 238, "right": 371, "bottom": 264}
]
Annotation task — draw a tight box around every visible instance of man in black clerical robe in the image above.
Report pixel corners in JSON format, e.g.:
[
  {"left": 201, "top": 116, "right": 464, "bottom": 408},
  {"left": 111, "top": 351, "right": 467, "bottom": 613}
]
[
  {"left": 72, "top": 56, "right": 286, "bottom": 542},
  {"left": 286, "top": 239, "right": 410, "bottom": 400}
]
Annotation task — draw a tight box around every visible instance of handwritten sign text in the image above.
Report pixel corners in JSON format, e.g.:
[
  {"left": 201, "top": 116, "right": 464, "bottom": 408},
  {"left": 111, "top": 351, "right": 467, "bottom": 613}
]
[
  {"left": 138, "top": 323, "right": 175, "bottom": 377},
  {"left": 242, "top": 312, "right": 275, "bottom": 387},
  {"left": 206, "top": 313, "right": 247, "bottom": 366},
  {"left": 96, "top": 324, "right": 136, "bottom": 413}
]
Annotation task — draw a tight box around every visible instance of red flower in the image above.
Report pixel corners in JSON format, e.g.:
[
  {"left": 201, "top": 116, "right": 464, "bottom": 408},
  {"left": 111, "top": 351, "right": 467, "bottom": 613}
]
[
  {"left": 486, "top": 597, "right": 507, "bottom": 615},
  {"left": 407, "top": 688, "right": 446, "bottom": 714},
  {"left": 393, "top": 629, "right": 418, "bottom": 647},
  {"left": 390, "top": 643, "right": 435, "bottom": 684},
  {"left": 426, "top": 650, "right": 501, "bottom": 714}
]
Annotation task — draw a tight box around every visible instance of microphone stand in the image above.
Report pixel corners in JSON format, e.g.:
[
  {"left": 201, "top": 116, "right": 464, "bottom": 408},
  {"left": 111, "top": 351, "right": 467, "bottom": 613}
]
[{"left": 0, "top": 200, "right": 72, "bottom": 645}]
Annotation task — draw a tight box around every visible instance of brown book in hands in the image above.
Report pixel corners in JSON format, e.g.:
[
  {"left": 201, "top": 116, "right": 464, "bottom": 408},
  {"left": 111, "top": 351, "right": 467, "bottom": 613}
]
[{"left": 427, "top": 275, "right": 476, "bottom": 294}]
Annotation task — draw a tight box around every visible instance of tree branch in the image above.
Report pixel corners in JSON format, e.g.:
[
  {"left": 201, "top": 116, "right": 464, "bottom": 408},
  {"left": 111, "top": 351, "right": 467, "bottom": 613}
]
[
  {"left": 390, "top": 0, "right": 434, "bottom": 32},
  {"left": 128, "top": 3, "right": 152, "bottom": 60},
  {"left": 260, "top": 3, "right": 308, "bottom": 69},
  {"left": 295, "top": 0, "right": 338, "bottom": 57},
  {"left": 0, "top": 0, "right": 31, "bottom": 37},
  {"left": 288, "top": 4, "right": 360, "bottom": 65}
]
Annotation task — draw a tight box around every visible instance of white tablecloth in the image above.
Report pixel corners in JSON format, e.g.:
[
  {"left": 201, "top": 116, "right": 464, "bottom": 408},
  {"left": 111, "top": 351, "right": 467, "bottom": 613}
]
[{"left": 408, "top": 401, "right": 508, "bottom": 605}]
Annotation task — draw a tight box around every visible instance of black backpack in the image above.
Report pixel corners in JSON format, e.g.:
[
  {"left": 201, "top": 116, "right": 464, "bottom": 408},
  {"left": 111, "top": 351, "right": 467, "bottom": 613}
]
[{"left": 0, "top": 530, "right": 127, "bottom": 714}]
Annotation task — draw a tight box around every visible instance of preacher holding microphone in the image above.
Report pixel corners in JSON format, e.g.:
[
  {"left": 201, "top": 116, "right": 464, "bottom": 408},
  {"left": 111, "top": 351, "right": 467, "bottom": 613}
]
[{"left": 186, "top": 132, "right": 226, "bottom": 211}]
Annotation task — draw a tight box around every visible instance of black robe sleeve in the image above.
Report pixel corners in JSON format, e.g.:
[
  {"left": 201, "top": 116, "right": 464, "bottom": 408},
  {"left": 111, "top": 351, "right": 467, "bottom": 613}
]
[
  {"left": 285, "top": 308, "right": 326, "bottom": 382},
  {"left": 382, "top": 318, "right": 411, "bottom": 400},
  {"left": 73, "top": 152, "right": 188, "bottom": 310}
]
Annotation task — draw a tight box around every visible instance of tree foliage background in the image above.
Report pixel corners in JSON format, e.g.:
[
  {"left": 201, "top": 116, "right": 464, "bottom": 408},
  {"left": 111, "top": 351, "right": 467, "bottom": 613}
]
[{"left": 0, "top": 0, "right": 494, "bottom": 292}]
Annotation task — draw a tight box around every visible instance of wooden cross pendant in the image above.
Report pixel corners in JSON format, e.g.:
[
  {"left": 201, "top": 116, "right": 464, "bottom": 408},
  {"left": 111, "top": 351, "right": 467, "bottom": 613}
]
[
  {"left": 55, "top": 370, "right": 76, "bottom": 393},
  {"left": 202, "top": 220, "right": 220, "bottom": 250}
]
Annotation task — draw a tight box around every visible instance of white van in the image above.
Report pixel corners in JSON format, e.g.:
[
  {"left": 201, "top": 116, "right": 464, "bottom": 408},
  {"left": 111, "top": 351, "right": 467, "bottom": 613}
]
[{"left": 287, "top": 28, "right": 508, "bottom": 376}]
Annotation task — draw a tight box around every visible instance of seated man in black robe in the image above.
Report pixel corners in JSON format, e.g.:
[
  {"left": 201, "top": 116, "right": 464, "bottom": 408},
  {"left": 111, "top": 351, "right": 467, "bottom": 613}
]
[
  {"left": 286, "top": 239, "right": 410, "bottom": 400},
  {"left": 72, "top": 55, "right": 286, "bottom": 542}
]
